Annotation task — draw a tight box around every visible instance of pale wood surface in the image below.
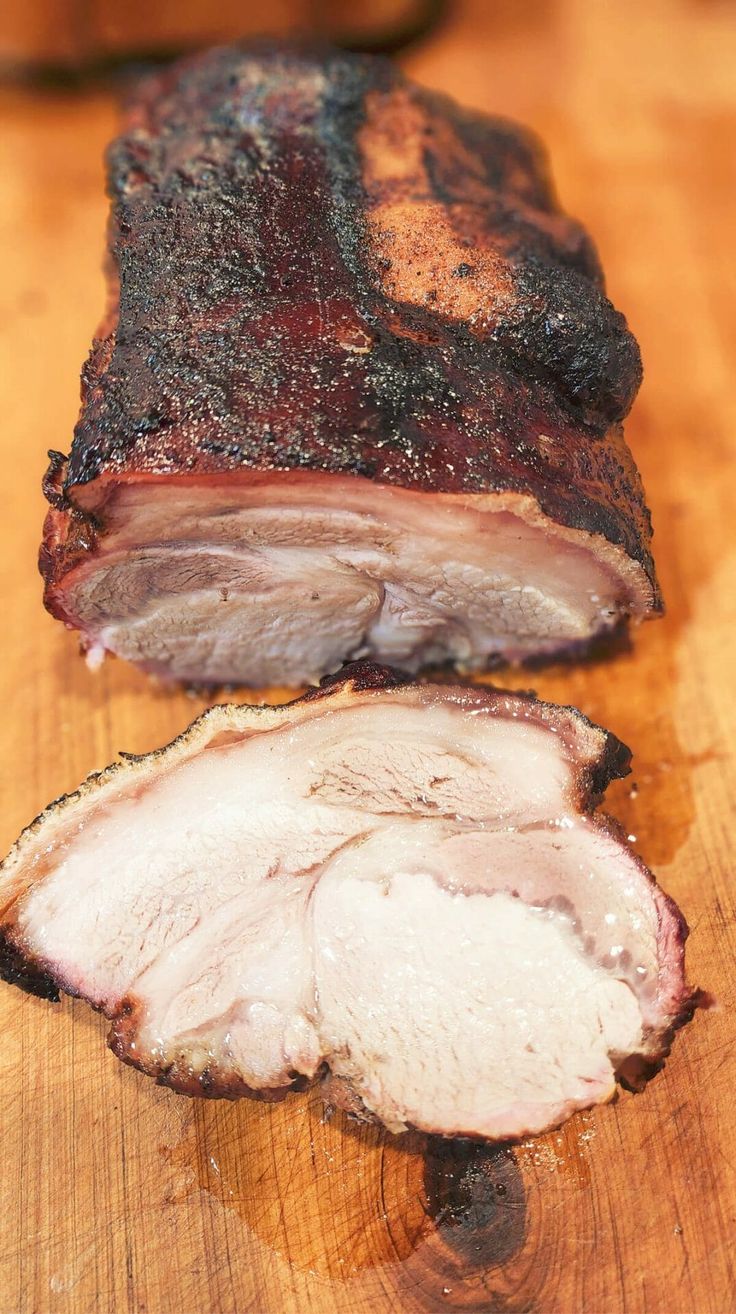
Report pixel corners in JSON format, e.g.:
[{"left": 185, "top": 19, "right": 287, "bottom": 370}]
[{"left": 1, "top": 2, "right": 735, "bottom": 1310}]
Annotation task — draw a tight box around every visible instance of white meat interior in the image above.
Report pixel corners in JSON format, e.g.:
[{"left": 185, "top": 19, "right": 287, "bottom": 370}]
[
  {"left": 10, "top": 689, "right": 668, "bottom": 1138},
  {"left": 65, "top": 477, "right": 653, "bottom": 685}
]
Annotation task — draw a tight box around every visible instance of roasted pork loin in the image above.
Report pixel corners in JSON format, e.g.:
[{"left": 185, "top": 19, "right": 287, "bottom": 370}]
[
  {"left": 42, "top": 46, "right": 660, "bottom": 687},
  {"left": 0, "top": 665, "right": 693, "bottom": 1140}
]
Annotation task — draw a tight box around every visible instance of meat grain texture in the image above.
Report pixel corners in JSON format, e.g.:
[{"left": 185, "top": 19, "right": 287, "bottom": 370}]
[
  {"left": 42, "top": 46, "right": 661, "bottom": 687},
  {"left": 0, "top": 666, "right": 694, "bottom": 1140}
]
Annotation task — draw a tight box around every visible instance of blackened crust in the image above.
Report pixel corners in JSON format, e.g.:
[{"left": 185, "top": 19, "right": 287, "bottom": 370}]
[
  {"left": 0, "top": 928, "right": 60, "bottom": 1002},
  {"left": 617, "top": 981, "right": 702, "bottom": 1092},
  {"left": 107, "top": 995, "right": 307, "bottom": 1102},
  {"left": 45, "top": 44, "right": 657, "bottom": 603},
  {"left": 586, "top": 727, "right": 632, "bottom": 801},
  {"left": 306, "top": 659, "right": 413, "bottom": 698}
]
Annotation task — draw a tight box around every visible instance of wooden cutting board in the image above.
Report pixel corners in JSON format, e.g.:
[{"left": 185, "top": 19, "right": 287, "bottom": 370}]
[{"left": 1, "top": 1, "right": 734, "bottom": 1310}]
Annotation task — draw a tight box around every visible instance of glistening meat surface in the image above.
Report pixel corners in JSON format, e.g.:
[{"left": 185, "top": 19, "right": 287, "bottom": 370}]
[
  {"left": 41, "top": 45, "right": 660, "bottom": 686},
  {"left": 49, "top": 477, "right": 654, "bottom": 686},
  {"left": 0, "top": 665, "right": 694, "bottom": 1140}
]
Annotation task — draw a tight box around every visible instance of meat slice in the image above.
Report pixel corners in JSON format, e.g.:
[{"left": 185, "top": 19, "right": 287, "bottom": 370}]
[
  {"left": 41, "top": 45, "right": 660, "bottom": 687},
  {"left": 0, "top": 664, "right": 694, "bottom": 1140}
]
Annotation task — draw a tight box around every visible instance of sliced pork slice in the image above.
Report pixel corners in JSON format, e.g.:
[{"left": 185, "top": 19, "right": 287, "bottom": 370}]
[
  {"left": 0, "top": 665, "right": 694, "bottom": 1140},
  {"left": 41, "top": 45, "right": 661, "bottom": 687}
]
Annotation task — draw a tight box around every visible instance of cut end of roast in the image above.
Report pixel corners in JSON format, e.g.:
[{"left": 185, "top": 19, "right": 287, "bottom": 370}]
[
  {"left": 43, "top": 473, "right": 658, "bottom": 688},
  {"left": 0, "top": 664, "right": 694, "bottom": 1141},
  {"left": 40, "top": 45, "right": 661, "bottom": 687}
]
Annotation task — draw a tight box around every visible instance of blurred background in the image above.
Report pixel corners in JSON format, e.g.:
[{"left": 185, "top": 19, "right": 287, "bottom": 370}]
[{"left": 1, "top": 0, "right": 446, "bottom": 68}]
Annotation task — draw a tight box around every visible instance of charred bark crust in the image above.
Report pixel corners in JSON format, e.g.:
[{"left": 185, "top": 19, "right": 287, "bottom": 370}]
[{"left": 41, "top": 45, "right": 659, "bottom": 608}]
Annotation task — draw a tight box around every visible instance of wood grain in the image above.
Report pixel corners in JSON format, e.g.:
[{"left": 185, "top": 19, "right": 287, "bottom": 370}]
[{"left": 0, "top": 1, "right": 734, "bottom": 1310}]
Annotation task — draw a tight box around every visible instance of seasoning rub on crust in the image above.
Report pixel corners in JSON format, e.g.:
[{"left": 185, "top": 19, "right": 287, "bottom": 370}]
[{"left": 42, "top": 46, "right": 660, "bottom": 687}]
